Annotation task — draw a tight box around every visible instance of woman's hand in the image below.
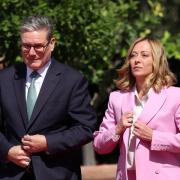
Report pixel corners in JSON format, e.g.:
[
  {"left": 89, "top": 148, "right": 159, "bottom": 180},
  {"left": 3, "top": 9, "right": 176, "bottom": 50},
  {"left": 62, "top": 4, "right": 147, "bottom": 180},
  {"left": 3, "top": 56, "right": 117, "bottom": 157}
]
[
  {"left": 116, "top": 112, "right": 133, "bottom": 135},
  {"left": 133, "top": 121, "right": 153, "bottom": 142}
]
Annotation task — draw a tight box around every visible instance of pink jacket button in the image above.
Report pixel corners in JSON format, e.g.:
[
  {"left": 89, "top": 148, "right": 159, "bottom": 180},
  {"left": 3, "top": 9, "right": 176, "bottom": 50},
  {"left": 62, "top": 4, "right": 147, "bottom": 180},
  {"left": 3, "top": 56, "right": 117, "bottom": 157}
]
[{"left": 155, "top": 169, "right": 160, "bottom": 174}]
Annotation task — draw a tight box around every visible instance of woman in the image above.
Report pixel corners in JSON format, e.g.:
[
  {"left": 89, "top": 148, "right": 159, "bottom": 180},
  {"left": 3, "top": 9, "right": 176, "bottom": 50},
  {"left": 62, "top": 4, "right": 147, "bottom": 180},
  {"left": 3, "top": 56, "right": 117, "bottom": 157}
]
[{"left": 93, "top": 37, "right": 180, "bottom": 180}]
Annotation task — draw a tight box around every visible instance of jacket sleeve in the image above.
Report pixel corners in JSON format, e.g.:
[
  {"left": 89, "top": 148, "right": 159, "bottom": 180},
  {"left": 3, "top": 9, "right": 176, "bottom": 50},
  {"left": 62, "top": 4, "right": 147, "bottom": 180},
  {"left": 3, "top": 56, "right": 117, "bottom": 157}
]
[
  {"left": 93, "top": 92, "right": 122, "bottom": 154},
  {"left": 45, "top": 75, "right": 97, "bottom": 154},
  {"left": 151, "top": 103, "right": 180, "bottom": 153},
  {"left": 0, "top": 101, "right": 13, "bottom": 162}
]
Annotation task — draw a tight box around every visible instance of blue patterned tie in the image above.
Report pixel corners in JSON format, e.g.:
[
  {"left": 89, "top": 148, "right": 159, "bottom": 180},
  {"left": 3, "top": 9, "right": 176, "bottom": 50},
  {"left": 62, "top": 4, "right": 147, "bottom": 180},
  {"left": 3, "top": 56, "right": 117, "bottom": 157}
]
[{"left": 26, "top": 71, "right": 39, "bottom": 120}]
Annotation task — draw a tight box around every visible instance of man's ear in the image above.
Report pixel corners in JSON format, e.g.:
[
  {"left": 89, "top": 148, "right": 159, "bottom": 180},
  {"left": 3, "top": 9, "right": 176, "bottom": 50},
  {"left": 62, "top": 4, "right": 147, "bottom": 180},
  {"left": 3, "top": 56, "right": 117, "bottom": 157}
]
[{"left": 50, "top": 37, "right": 56, "bottom": 51}]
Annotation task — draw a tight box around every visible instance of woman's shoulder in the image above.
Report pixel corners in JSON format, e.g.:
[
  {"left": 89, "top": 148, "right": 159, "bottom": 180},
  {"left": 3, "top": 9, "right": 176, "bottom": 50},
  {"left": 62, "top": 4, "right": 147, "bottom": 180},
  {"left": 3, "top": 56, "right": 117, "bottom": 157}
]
[
  {"left": 165, "top": 86, "right": 180, "bottom": 97},
  {"left": 166, "top": 86, "right": 180, "bottom": 92},
  {"left": 109, "top": 89, "right": 129, "bottom": 99}
]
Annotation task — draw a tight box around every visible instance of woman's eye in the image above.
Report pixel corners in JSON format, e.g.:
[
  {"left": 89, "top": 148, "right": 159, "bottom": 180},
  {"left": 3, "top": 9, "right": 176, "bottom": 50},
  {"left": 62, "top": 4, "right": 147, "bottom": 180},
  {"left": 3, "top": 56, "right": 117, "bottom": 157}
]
[
  {"left": 142, "top": 54, "right": 150, "bottom": 57},
  {"left": 129, "top": 54, "right": 136, "bottom": 58}
]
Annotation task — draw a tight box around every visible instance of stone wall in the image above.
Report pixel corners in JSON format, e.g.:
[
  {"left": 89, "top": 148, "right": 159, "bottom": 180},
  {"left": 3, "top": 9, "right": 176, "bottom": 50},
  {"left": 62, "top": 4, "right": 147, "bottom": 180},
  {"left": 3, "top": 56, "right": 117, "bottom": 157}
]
[{"left": 81, "top": 164, "right": 117, "bottom": 180}]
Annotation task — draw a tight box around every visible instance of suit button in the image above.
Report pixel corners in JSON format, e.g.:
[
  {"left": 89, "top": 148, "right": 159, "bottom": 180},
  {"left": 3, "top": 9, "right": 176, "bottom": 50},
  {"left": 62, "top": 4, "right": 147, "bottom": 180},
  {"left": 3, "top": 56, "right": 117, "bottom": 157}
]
[{"left": 155, "top": 169, "right": 160, "bottom": 174}]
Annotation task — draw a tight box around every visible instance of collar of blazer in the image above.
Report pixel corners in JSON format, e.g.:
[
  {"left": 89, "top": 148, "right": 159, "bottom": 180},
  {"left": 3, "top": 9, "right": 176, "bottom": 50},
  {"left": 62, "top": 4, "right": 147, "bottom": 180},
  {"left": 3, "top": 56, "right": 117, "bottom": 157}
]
[{"left": 121, "top": 87, "right": 167, "bottom": 125}]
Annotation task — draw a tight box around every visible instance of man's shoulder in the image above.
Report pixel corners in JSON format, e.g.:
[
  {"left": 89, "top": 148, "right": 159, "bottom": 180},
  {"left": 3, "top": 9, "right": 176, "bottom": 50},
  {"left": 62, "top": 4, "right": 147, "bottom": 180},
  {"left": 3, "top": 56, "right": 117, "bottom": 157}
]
[
  {"left": 0, "top": 63, "right": 26, "bottom": 81},
  {"left": 0, "top": 65, "right": 13, "bottom": 74},
  {"left": 52, "top": 59, "right": 84, "bottom": 79}
]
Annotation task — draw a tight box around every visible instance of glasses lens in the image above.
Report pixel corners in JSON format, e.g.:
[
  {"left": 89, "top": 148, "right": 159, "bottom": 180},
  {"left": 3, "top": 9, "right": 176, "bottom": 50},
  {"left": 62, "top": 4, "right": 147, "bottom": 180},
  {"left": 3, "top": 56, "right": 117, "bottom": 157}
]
[
  {"left": 34, "top": 45, "right": 44, "bottom": 52},
  {"left": 21, "top": 41, "right": 49, "bottom": 52}
]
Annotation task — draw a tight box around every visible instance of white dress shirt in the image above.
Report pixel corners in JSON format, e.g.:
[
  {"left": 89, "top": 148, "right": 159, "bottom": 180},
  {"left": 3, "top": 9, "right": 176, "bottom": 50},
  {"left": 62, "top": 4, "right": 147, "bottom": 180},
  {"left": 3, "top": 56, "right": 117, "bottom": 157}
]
[{"left": 25, "top": 60, "right": 51, "bottom": 100}]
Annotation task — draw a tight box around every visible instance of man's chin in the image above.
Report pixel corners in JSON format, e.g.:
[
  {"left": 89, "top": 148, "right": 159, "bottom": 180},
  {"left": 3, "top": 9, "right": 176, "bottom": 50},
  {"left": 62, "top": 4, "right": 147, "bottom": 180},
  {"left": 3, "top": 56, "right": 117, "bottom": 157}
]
[{"left": 28, "top": 62, "right": 41, "bottom": 70}]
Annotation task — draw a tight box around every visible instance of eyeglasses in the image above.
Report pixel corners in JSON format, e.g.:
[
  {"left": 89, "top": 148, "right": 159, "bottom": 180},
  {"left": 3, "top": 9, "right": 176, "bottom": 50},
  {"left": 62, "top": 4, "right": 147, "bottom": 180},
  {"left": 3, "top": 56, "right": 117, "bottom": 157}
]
[{"left": 21, "top": 41, "right": 50, "bottom": 53}]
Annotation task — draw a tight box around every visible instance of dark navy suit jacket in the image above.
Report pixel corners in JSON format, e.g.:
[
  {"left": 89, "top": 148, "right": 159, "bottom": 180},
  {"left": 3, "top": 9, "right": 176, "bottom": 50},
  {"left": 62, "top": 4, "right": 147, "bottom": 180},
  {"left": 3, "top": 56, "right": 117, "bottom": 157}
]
[{"left": 0, "top": 59, "right": 97, "bottom": 180}]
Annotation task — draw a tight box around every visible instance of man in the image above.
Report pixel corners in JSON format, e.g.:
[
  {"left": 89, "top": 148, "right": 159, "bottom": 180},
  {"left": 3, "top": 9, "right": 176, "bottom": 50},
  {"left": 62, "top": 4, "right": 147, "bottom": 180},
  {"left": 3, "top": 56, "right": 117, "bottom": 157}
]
[{"left": 0, "top": 15, "right": 97, "bottom": 180}]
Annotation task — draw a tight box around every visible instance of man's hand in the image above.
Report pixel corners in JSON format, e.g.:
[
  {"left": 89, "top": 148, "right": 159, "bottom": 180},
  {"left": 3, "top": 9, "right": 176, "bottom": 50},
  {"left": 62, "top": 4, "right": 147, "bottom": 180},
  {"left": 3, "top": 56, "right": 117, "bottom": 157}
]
[
  {"left": 21, "top": 134, "right": 48, "bottom": 153},
  {"left": 133, "top": 121, "right": 153, "bottom": 142},
  {"left": 7, "top": 145, "right": 30, "bottom": 168}
]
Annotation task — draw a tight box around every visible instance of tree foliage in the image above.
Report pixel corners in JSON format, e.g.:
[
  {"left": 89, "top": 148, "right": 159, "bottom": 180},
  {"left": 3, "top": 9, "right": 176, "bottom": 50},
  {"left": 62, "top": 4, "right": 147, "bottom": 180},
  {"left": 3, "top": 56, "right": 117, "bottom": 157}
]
[{"left": 0, "top": 0, "right": 179, "bottom": 96}]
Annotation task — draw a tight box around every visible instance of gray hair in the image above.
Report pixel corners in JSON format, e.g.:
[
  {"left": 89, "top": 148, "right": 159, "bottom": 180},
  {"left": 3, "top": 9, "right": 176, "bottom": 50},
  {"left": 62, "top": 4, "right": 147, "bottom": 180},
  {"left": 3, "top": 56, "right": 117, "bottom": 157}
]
[{"left": 20, "top": 14, "right": 53, "bottom": 41}]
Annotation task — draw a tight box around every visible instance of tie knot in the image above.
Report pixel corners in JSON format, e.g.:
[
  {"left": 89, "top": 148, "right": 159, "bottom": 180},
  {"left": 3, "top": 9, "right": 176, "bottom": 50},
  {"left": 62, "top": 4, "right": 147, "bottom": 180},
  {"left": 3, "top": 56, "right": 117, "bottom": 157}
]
[{"left": 30, "top": 71, "right": 39, "bottom": 79}]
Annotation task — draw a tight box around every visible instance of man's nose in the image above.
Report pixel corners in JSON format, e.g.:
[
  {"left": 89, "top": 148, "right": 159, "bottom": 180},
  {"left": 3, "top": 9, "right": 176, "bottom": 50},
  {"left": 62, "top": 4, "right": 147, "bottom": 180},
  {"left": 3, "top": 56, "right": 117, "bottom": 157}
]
[{"left": 28, "top": 47, "right": 36, "bottom": 55}]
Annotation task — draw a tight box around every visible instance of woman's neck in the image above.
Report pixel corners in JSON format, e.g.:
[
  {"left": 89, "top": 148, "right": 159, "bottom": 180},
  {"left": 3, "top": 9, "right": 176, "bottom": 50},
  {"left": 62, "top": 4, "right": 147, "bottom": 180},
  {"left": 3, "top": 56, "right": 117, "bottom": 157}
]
[{"left": 136, "top": 79, "right": 146, "bottom": 99}]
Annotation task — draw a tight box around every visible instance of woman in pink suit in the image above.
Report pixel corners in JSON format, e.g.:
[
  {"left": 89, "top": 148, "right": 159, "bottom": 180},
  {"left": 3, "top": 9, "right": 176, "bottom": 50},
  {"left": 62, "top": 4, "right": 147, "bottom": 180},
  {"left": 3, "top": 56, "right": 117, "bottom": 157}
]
[{"left": 93, "top": 37, "right": 180, "bottom": 180}]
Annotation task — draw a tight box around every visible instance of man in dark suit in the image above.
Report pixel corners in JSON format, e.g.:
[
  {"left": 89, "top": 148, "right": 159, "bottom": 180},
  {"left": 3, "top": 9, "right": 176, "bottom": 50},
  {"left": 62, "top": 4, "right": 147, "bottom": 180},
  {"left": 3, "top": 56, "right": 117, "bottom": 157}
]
[{"left": 0, "top": 15, "right": 97, "bottom": 180}]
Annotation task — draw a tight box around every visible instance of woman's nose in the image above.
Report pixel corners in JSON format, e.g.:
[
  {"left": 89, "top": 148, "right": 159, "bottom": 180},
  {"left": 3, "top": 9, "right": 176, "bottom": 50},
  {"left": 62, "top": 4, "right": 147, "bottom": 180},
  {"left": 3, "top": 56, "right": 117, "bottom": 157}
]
[{"left": 134, "top": 56, "right": 141, "bottom": 63}]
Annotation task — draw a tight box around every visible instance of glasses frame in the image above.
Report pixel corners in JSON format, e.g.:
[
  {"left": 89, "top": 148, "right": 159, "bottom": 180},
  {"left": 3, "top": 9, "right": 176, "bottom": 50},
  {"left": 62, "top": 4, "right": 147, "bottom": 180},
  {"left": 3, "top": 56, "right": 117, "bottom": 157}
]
[{"left": 21, "top": 40, "right": 50, "bottom": 53}]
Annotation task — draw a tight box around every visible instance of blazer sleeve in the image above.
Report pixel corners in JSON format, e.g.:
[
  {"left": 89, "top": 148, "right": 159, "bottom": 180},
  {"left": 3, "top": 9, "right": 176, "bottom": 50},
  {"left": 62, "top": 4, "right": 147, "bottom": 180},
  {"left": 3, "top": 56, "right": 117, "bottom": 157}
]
[
  {"left": 45, "top": 75, "right": 97, "bottom": 154},
  {"left": 93, "top": 92, "right": 122, "bottom": 154},
  {"left": 151, "top": 103, "right": 180, "bottom": 153},
  {"left": 0, "top": 99, "right": 13, "bottom": 161}
]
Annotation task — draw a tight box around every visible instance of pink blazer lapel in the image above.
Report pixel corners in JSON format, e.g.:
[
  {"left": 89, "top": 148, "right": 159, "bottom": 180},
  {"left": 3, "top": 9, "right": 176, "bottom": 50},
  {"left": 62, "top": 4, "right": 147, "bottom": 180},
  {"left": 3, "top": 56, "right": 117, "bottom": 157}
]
[{"left": 138, "top": 88, "right": 167, "bottom": 124}]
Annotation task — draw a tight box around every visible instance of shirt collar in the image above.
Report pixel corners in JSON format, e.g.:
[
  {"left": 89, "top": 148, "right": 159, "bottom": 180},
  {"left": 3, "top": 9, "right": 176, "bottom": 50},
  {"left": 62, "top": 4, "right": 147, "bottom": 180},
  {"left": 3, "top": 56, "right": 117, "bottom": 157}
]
[
  {"left": 26, "top": 59, "right": 51, "bottom": 79},
  {"left": 133, "top": 86, "right": 151, "bottom": 105}
]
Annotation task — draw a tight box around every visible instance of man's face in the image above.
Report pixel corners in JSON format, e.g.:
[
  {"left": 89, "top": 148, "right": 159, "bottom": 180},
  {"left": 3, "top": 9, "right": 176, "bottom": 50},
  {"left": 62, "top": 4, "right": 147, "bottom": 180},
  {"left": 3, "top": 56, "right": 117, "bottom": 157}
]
[{"left": 21, "top": 29, "right": 55, "bottom": 70}]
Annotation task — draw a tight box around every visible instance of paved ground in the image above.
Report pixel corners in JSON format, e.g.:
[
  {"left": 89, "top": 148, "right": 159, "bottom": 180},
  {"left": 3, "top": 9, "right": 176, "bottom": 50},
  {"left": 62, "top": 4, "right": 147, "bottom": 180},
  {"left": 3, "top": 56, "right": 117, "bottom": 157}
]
[{"left": 81, "top": 164, "right": 117, "bottom": 180}]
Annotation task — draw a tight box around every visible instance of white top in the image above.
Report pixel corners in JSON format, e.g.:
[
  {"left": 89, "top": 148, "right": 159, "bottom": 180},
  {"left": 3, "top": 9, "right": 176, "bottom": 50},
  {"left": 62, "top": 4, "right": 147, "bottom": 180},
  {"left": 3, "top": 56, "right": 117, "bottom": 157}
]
[
  {"left": 127, "top": 87, "right": 149, "bottom": 170},
  {"left": 25, "top": 60, "right": 51, "bottom": 100}
]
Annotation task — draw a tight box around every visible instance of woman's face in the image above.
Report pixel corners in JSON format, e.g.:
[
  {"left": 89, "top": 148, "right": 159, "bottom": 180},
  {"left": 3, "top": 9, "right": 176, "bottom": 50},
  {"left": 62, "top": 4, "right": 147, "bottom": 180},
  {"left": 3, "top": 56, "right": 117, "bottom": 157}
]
[{"left": 129, "top": 40, "right": 153, "bottom": 82}]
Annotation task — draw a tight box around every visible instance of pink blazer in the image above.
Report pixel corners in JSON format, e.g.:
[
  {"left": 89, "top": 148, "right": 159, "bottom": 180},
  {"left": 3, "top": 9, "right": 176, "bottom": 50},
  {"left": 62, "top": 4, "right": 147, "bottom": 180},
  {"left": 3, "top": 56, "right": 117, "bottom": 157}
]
[{"left": 94, "top": 86, "right": 180, "bottom": 180}]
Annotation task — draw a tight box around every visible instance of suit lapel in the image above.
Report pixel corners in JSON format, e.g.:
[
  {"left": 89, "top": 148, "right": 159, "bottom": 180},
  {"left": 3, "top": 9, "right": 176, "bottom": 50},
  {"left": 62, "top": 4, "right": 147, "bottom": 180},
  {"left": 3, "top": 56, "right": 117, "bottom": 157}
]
[
  {"left": 138, "top": 88, "right": 167, "bottom": 124},
  {"left": 27, "top": 60, "right": 62, "bottom": 129},
  {"left": 135, "top": 88, "right": 167, "bottom": 147},
  {"left": 13, "top": 63, "right": 28, "bottom": 128}
]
